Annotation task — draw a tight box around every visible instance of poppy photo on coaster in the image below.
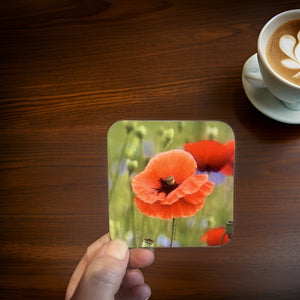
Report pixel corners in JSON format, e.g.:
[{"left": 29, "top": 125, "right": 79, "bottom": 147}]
[{"left": 108, "top": 120, "right": 234, "bottom": 248}]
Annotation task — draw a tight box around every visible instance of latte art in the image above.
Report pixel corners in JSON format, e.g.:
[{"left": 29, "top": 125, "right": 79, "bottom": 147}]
[
  {"left": 266, "top": 19, "right": 300, "bottom": 86},
  {"left": 280, "top": 31, "right": 300, "bottom": 78}
]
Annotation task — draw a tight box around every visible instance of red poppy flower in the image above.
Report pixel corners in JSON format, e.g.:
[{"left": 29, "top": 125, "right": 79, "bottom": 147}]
[
  {"left": 132, "top": 150, "right": 214, "bottom": 220},
  {"left": 201, "top": 227, "right": 229, "bottom": 246},
  {"left": 184, "top": 140, "right": 234, "bottom": 173},
  {"left": 220, "top": 140, "right": 235, "bottom": 176}
]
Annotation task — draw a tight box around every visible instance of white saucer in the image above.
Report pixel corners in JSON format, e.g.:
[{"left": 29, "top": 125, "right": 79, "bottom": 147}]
[{"left": 242, "top": 54, "right": 300, "bottom": 124}]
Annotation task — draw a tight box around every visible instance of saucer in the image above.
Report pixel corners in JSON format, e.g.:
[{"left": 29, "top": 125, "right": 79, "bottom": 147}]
[{"left": 242, "top": 54, "right": 300, "bottom": 124}]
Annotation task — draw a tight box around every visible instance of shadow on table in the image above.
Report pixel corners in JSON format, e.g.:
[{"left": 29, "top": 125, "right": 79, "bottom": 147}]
[{"left": 233, "top": 81, "right": 300, "bottom": 143}]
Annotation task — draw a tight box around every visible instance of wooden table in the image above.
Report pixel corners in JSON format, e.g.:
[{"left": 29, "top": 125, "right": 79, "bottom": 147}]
[{"left": 1, "top": 1, "right": 299, "bottom": 299}]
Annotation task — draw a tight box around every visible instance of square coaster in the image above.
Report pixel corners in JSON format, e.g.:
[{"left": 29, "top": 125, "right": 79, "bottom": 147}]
[{"left": 108, "top": 120, "right": 234, "bottom": 247}]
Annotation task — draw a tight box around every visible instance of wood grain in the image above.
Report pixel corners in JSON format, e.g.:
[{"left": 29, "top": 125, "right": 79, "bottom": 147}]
[{"left": 0, "top": 1, "right": 299, "bottom": 299}]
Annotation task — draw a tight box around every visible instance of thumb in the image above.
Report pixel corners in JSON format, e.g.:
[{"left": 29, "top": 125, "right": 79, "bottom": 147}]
[{"left": 72, "top": 239, "right": 129, "bottom": 300}]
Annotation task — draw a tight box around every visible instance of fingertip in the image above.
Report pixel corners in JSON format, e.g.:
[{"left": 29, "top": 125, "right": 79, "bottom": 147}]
[
  {"left": 129, "top": 248, "right": 155, "bottom": 268},
  {"left": 135, "top": 283, "right": 152, "bottom": 300},
  {"left": 116, "top": 283, "right": 151, "bottom": 300},
  {"left": 144, "top": 283, "right": 152, "bottom": 299}
]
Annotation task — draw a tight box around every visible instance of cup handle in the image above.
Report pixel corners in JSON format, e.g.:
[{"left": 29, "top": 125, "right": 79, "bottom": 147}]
[{"left": 244, "top": 53, "right": 267, "bottom": 88}]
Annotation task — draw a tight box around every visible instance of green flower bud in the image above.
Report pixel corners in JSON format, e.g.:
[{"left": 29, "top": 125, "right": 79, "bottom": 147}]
[
  {"left": 142, "top": 238, "right": 155, "bottom": 248},
  {"left": 135, "top": 125, "right": 147, "bottom": 139},
  {"left": 126, "top": 159, "right": 138, "bottom": 174},
  {"left": 225, "top": 220, "right": 233, "bottom": 238},
  {"left": 124, "top": 121, "right": 137, "bottom": 134}
]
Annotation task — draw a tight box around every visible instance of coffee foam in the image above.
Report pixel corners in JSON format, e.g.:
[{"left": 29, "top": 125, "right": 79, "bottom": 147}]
[
  {"left": 279, "top": 30, "right": 300, "bottom": 78},
  {"left": 266, "top": 19, "right": 300, "bottom": 86}
]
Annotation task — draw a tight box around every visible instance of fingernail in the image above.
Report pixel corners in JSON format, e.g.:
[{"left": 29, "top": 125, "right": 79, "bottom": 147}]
[{"left": 106, "top": 239, "right": 128, "bottom": 260}]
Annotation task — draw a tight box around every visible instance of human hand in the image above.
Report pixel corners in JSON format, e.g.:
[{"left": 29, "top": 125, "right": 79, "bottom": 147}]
[{"left": 65, "top": 233, "right": 154, "bottom": 300}]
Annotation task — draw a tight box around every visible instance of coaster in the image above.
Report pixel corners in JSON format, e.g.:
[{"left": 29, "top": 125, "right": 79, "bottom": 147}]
[{"left": 108, "top": 120, "right": 235, "bottom": 247}]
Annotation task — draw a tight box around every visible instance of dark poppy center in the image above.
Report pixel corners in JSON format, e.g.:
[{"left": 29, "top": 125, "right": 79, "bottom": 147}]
[{"left": 157, "top": 176, "right": 178, "bottom": 195}]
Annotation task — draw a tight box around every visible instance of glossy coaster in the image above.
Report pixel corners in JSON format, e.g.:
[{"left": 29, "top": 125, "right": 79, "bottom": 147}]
[{"left": 108, "top": 120, "right": 235, "bottom": 248}]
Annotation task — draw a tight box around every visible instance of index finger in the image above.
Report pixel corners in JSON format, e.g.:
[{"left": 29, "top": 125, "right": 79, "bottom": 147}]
[{"left": 129, "top": 248, "right": 155, "bottom": 269}]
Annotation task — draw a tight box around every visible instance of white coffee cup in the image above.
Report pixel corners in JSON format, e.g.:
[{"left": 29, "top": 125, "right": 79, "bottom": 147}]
[{"left": 245, "top": 10, "right": 300, "bottom": 111}]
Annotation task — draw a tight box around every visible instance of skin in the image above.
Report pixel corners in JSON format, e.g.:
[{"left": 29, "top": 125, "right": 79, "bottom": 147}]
[{"left": 65, "top": 233, "right": 154, "bottom": 300}]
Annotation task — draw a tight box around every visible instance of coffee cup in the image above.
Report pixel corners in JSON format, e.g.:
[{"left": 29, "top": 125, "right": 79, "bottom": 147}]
[{"left": 245, "top": 10, "right": 300, "bottom": 111}]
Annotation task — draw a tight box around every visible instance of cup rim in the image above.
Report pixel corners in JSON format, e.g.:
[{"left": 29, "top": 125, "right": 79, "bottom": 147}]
[{"left": 257, "top": 9, "right": 300, "bottom": 89}]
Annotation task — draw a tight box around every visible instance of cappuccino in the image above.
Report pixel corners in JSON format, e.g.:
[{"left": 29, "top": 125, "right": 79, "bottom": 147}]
[{"left": 266, "top": 19, "right": 300, "bottom": 86}]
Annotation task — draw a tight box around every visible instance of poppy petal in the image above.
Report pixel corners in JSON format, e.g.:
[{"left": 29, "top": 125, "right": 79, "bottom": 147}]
[
  {"left": 184, "top": 181, "right": 214, "bottom": 205},
  {"left": 164, "top": 174, "right": 209, "bottom": 204},
  {"left": 132, "top": 169, "right": 164, "bottom": 204},
  {"left": 220, "top": 163, "right": 233, "bottom": 176},
  {"left": 135, "top": 197, "right": 206, "bottom": 220},
  {"left": 221, "top": 140, "right": 235, "bottom": 175},
  {"left": 184, "top": 140, "right": 230, "bottom": 172},
  {"left": 145, "top": 150, "right": 197, "bottom": 183},
  {"left": 201, "top": 232, "right": 208, "bottom": 244},
  {"left": 132, "top": 149, "right": 215, "bottom": 219},
  {"left": 201, "top": 227, "right": 229, "bottom": 246},
  {"left": 132, "top": 150, "right": 198, "bottom": 204}
]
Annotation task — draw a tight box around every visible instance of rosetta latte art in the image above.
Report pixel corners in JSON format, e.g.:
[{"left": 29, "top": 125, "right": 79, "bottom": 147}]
[{"left": 280, "top": 30, "right": 300, "bottom": 78}]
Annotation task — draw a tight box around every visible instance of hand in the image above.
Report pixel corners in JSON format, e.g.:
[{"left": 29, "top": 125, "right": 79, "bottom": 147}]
[{"left": 65, "top": 233, "right": 154, "bottom": 300}]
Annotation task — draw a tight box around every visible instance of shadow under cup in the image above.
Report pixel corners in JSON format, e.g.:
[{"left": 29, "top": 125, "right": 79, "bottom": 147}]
[{"left": 257, "top": 10, "right": 300, "bottom": 111}]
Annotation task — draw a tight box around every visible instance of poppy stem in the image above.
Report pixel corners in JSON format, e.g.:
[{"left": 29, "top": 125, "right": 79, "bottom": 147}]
[
  {"left": 170, "top": 218, "right": 176, "bottom": 247},
  {"left": 219, "top": 231, "right": 226, "bottom": 246}
]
